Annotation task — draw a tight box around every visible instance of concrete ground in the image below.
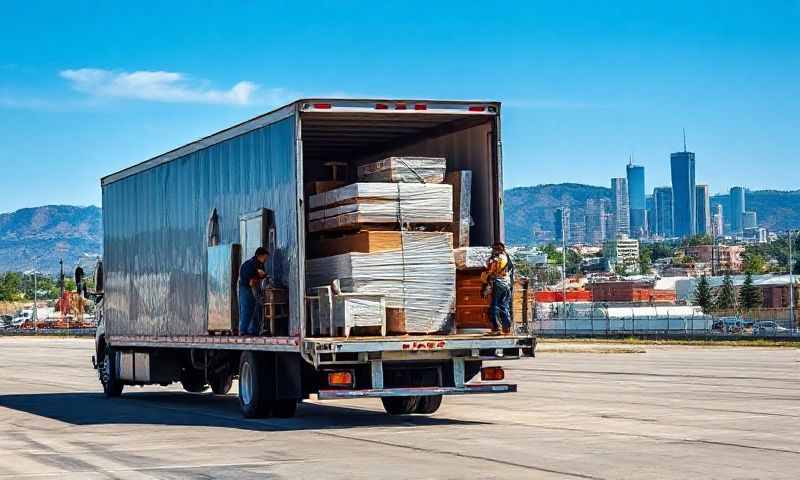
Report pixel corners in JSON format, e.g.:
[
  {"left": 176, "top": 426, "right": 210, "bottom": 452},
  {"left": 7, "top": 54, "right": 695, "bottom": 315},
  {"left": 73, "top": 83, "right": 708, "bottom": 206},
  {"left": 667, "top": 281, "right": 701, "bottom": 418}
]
[{"left": 0, "top": 338, "right": 797, "bottom": 479}]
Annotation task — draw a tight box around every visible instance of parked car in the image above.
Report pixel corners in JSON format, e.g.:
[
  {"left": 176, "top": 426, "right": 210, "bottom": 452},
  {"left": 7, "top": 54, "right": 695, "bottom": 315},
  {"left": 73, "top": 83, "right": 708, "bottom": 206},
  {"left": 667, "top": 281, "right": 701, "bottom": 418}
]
[
  {"left": 712, "top": 317, "right": 744, "bottom": 334},
  {"left": 752, "top": 321, "right": 789, "bottom": 336},
  {"left": 0, "top": 315, "right": 12, "bottom": 329}
]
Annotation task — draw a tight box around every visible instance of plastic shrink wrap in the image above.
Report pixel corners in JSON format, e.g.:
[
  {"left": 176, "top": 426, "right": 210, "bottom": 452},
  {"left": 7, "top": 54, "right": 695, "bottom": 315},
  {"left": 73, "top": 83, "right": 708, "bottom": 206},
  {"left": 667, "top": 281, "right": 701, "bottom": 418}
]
[
  {"left": 358, "top": 156, "right": 446, "bottom": 184},
  {"left": 453, "top": 247, "right": 493, "bottom": 271},
  {"left": 308, "top": 183, "right": 453, "bottom": 232},
  {"left": 307, "top": 232, "right": 455, "bottom": 333}
]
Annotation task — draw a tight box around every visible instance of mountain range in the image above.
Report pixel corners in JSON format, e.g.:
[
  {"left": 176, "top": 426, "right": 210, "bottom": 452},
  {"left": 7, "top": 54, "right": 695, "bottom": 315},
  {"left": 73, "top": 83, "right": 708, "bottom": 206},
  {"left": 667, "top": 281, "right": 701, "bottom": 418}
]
[
  {"left": 0, "top": 205, "right": 102, "bottom": 274},
  {"left": 2, "top": 185, "right": 800, "bottom": 272}
]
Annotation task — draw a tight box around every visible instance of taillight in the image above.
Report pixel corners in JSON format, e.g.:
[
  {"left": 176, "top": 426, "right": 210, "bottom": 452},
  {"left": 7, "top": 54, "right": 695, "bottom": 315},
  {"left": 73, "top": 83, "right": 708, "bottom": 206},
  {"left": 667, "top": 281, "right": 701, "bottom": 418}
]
[
  {"left": 481, "top": 366, "right": 504, "bottom": 381},
  {"left": 468, "top": 105, "right": 486, "bottom": 112},
  {"left": 375, "top": 103, "right": 389, "bottom": 110},
  {"left": 414, "top": 103, "right": 427, "bottom": 110},
  {"left": 328, "top": 371, "right": 354, "bottom": 387},
  {"left": 313, "top": 103, "right": 332, "bottom": 109}
]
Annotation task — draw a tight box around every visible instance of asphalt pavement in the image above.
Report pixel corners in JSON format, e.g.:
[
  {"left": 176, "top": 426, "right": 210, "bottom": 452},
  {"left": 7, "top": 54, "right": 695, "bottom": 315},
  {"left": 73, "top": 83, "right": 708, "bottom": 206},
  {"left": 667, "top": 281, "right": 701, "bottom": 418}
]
[{"left": 0, "top": 337, "right": 797, "bottom": 479}]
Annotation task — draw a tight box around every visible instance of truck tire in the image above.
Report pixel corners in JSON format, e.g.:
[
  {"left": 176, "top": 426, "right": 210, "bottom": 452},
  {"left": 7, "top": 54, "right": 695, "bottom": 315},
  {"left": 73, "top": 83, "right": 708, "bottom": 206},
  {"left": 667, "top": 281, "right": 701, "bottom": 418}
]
[
  {"left": 272, "top": 399, "right": 298, "bottom": 418},
  {"left": 239, "top": 351, "right": 272, "bottom": 418},
  {"left": 415, "top": 395, "right": 442, "bottom": 414},
  {"left": 381, "top": 396, "right": 418, "bottom": 415},
  {"left": 210, "top": 373, "right": 233, "bottom": 395},
  {"left": 180, "top": 371, "right": 209, "bottom": 393},
  {"left": 100, "top": 347, "right": 123, "bottom": 397}
]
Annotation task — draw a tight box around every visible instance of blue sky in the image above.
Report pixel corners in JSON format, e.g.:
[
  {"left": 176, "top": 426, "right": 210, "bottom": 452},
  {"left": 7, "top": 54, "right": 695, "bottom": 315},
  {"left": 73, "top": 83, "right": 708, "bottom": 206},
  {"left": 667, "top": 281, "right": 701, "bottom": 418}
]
[{"left": 1, "top": 1, "right": 798, "bottom": 212}]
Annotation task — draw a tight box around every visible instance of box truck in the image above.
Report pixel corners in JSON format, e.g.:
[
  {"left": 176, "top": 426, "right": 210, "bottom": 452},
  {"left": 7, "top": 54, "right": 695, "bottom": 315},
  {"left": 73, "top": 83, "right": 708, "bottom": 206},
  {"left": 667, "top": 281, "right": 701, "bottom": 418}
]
[{"left": 92, "top": 98, "right": 535, "bottom": 418}]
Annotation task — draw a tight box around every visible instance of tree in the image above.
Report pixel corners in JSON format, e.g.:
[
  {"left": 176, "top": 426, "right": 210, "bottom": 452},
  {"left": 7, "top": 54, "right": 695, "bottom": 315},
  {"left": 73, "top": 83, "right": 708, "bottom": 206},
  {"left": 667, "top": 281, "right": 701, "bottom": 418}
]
[
  {"left": 738, "top": 271, "right": 763, "bottom": 311},
  {"left": 686, "top": 234, "right": 713, "bottom": 247},
  {"left": 715, "top": 273, "right": 737, "bottom": 311},
  {"left": 639, "top": 248, "right": 653, "bottom": 274},
  {"left": 693, "top": 275, "right": 713, "bottom": 314},
  {"left": 742, "top": 251, "right": 766, "bottom": 274}
]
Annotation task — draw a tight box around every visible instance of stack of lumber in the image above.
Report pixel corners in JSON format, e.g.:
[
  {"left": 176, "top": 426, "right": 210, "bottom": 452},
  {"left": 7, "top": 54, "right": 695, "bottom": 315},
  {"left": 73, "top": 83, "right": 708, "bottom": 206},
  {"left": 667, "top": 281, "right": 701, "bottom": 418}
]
[
  {"left": 306, "top": 232, "right": 455, "bottom": 334},
  {"left": 358, "top": 156, "right": 446, "bottom": 183},
  {"left": 308, "top": 183, "right": 452, "bottom": 232},
  {"left": 512, "top": 277, "right": 534, "bottom": 329}
]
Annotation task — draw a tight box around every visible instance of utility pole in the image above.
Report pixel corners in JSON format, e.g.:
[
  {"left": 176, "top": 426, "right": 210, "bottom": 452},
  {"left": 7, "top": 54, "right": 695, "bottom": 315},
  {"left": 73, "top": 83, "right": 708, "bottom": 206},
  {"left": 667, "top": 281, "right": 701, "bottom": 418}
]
[
  {"left": 562, "top": 209, "right": 567, "bottom": 316},
  {"left": 789, "top": 230, "right": 796, "bottom": 328}
]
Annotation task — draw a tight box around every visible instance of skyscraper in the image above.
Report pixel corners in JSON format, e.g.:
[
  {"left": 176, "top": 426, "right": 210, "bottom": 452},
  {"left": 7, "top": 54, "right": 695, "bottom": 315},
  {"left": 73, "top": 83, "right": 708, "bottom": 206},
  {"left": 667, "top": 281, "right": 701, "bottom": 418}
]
[
  {"left": 611, "top": 177, "right": 630, "bottom": 237},
  {"left": 584, "top": 198, "right": 610, "bottom": 245},
  {"left": 645, "top": 194, "right": 656, "bottom": 237},
  {"left": 741, "top": 211, "right": 757, "bottom": 230},
  {"left": 653, "top": 187, "right": 674, "bottom": 237},
  {"left": 695, "top": 184, "right": 711, "bottom": 236},
  {"left": 712, "top": 204, "right": 724, "bottom": 237},
  {"left": 626, "top": 162, "right": 646, "bottom": 238},
  {"left": 729, "top": 186, "right": 746, "bottom": 234},
  {"left": 553, "top": 207, "right": 570, "bottom": 244},
  {"left": 670, "top": 134, "right": 696, "bottom": 238}
]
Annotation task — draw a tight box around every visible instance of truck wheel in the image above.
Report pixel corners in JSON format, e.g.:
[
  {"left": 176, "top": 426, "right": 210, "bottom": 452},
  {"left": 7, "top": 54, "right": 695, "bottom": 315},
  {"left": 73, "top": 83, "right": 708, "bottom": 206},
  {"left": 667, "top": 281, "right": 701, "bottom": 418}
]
[
  {"left": 210, "top": 373, "right": 233, "bottom": 395},
  {"left": 239, "top": 351, "right": 272, "bottom": 418},
  {"left": 272, "top": 399, "right": 298, "bottom": 418},
  {"left": 415, "top": 395, "right": 442, "bottom": 414},
  {"left": 180, "top": 371, "right": 209, "bottom": 393},
  {"left": 100, "top": 347, "right": 123, "bottom": 397},
  {"left": 381, "top": 396, "right": 418, "bottom": 415}
]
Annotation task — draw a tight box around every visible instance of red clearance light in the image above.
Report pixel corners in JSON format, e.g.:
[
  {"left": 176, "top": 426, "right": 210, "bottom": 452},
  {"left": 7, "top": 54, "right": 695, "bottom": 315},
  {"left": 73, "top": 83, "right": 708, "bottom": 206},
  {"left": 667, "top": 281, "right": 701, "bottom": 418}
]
[
  {"left": 414, "top": 103, "right": 427, "bottom": 110},
  {"left": 481, "top": 366, "right": 505, "bottom": 381},
  {"left": 468, "top": 105, "right": 486, "bottom": 112},
  {"left": 328, "top": 371, "right": 354, "bottom": 387},
  {"left": 375, "top": 103, "right": 389, "bottom": 110},
  {"left": 313, "top": 103, "right": 332, "bottom": 109},
  {"left": 395, "top": 103, "right": 407, "bottom": 110}
]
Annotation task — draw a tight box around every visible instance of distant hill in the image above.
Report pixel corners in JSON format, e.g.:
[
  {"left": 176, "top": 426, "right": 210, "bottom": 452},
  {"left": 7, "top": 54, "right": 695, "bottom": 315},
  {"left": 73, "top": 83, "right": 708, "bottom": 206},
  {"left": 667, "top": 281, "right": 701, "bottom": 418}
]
[
  {"left": 504, "top": 183, "right": 612, "bottom": 245},
  {"left": 0, "top": 205, "right": 101, "bottom": 274},
  {"left": 710, "top": 190, "right": 800, "bottom": 234},
  {"left": 504, "top": 184, "right": 800, "bottom": 245}
]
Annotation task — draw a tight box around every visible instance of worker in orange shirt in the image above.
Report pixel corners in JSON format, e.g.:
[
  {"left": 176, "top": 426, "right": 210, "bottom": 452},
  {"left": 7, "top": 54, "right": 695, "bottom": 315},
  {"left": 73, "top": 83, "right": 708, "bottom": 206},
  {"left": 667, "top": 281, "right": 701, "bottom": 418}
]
[{"left": 481, "top": 242, "right": 514, "bottom": 335}]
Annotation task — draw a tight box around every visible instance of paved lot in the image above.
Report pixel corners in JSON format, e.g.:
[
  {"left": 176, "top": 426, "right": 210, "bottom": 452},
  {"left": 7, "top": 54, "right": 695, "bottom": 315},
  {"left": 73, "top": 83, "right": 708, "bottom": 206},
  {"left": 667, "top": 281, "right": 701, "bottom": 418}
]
[{"left": 0, "top": 337, "right": 797, "bottom": 479}]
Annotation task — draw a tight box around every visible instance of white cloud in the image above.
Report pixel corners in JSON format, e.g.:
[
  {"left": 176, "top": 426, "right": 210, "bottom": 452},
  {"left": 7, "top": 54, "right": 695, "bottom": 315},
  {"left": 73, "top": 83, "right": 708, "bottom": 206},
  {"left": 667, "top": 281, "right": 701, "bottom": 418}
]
[{"left": 59, "top": 68, "right": 259, "bottom": 105}]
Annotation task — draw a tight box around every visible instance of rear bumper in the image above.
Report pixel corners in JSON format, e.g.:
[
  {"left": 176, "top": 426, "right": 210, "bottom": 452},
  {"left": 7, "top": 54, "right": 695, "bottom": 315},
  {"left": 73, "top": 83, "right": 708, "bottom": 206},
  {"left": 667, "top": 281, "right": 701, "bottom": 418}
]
[{"left": 317, "top": 383, "right": 517, "bottom": 400}]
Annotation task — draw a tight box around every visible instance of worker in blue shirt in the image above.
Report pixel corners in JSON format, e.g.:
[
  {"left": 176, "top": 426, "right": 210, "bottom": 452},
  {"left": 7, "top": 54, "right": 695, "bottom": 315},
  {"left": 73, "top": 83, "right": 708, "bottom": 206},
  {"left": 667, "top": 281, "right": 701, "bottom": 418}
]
[{"left": 239, "top": 247, "right": 269, "bottom": 335}]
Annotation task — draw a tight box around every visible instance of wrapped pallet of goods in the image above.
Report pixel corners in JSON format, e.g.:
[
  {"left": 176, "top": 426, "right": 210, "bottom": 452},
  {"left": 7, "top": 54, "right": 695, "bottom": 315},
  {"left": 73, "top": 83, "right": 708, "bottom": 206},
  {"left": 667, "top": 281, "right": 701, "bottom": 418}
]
[
  {"left": 358, "top": 156, "right": 446, "bottom": 184},
  {"left": 308, "top": 182, "right": 452, "bottom": 232},
  {"left": 307, "top": 232, "right": 456, "bottom": 334},
  {"left": 445, "top": 170, "right": 472, "bottom": 247}
]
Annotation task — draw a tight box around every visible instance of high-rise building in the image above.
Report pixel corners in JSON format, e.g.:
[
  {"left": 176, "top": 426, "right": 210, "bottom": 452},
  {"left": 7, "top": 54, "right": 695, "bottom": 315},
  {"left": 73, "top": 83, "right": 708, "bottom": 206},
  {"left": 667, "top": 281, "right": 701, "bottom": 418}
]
[
  {"left": 729, "top": 186, "right": 746, "bottom": 234},
  {"left": 645, "top": 194, "right": 656, "bottom": 237},
  {"left": 603, "top": 234, "right": 641, "bottom": 275},
  {"left": 553, "top": 207, "right": 570, "bottom": 244},
  {"left": 712, "top": 204, "right": 724, "bottom": 237},
  {"left": 584, "top": 198, "right": 610, "bottom": 245},
  {"left": 611, "top": 177, "right": 630, "bottom": 237},
  {"left": 626, "top": 162, "right": 646, "bottom": 238},
  {"left": 653, "top": 187, "right": 674, "bottom": 237},
  {"left": 695, "top": 184, "right": 711, "bottom": 236},
  {"left": 670, "top": 136, "right": 696, "bottom": 238},
  {"left": 741, "top": 211, "right": 757, "bottom": 230}
]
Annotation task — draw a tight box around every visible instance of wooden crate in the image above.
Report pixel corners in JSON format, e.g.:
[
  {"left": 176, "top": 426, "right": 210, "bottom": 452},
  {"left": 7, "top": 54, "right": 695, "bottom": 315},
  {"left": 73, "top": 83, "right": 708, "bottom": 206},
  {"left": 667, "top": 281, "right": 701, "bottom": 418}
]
[
  {"left": 308, "top": 230, "right": 405, "bottom": 258},
  {"left": 259, "top": 288, "right": 288, "bottom": 336},
  {"left": 456, "top": 306, "right": 492, "bottom": 329}
]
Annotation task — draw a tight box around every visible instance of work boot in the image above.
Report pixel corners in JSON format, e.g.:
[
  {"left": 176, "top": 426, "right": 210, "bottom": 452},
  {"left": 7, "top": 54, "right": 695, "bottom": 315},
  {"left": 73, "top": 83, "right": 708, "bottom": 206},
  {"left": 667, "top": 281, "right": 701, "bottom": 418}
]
[{"left": 501, "top": 327, "right": 512, "bottom": 335}]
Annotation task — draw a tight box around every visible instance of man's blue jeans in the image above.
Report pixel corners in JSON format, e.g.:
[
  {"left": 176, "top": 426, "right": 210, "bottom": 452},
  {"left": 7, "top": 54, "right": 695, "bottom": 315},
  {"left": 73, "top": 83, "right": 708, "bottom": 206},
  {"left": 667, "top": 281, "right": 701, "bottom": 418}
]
[
  {"left": 238, "top": 285, "right": 257, "bottom": 335},
  {"left": 489, "top": 280, "right": 512, "bottom": 331}
]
